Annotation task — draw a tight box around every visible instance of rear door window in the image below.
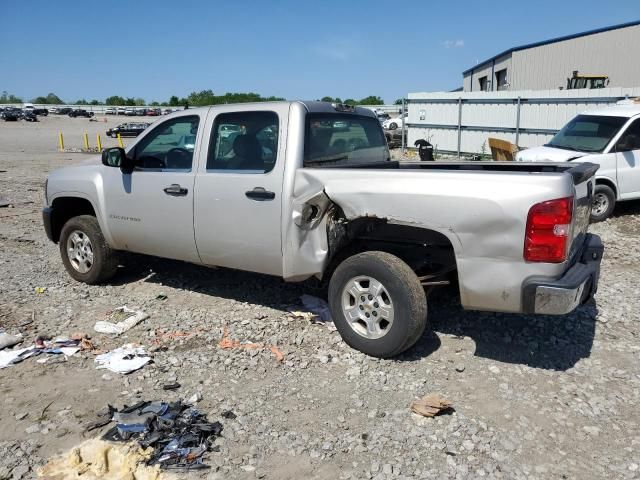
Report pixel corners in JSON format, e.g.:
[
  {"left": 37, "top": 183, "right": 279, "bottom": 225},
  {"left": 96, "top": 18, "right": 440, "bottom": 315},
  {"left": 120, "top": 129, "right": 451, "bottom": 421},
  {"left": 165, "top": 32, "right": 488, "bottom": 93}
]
[{"left": 207, "top": 111, "right": 279, "bottom": 173}]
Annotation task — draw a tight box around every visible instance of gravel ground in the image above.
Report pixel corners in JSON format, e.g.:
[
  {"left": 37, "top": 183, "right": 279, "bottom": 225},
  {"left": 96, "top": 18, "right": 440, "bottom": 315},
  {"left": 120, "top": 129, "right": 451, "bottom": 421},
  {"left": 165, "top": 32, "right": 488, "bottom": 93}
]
[{"left": 1, "top": 116, "right": 639, "bottom": 479}]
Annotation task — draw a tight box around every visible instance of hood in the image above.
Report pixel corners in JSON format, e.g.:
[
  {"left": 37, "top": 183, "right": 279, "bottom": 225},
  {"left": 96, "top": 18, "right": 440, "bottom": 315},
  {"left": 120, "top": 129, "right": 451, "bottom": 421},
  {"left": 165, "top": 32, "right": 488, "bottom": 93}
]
[{"left": 516, "top": 145, "right": 589, "bottom": 163}]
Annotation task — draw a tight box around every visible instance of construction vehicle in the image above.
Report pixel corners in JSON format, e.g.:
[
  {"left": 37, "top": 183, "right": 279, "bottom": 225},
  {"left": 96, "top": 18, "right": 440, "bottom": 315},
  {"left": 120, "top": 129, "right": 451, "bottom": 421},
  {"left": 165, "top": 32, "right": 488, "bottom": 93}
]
[{"left": 566, "top": 71, "right": 609, "bottom": 90}]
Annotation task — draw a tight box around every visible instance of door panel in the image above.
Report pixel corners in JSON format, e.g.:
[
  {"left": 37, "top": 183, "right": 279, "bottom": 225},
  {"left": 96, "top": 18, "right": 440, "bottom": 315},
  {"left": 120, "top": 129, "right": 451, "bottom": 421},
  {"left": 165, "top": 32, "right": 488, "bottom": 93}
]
[
  {"left": 102, "top": 113, "right": 203, "bottom": 263},
  {"left": 614, "top": 119, "right": 640, "bottom": 198},
  {"left": 193, "top": 106, "right": 288, "bottom": 276},
  {"left": 617, "top": 150, "right": 640, "bottom": 198}
]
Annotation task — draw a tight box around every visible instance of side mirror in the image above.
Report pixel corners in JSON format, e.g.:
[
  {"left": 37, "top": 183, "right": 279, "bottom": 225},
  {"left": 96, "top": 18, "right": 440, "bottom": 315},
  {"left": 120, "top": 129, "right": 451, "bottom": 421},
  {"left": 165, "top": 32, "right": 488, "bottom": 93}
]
[{"left": 101, "top": 147, "right": 134, "bottom": 174}]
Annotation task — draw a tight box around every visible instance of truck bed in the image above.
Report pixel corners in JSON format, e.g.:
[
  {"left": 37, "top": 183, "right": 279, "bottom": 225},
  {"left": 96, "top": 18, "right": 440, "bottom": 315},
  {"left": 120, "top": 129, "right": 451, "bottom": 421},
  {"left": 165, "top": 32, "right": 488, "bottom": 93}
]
[{"left": 310, "top": 160, "right": 599, "bottom": 185}]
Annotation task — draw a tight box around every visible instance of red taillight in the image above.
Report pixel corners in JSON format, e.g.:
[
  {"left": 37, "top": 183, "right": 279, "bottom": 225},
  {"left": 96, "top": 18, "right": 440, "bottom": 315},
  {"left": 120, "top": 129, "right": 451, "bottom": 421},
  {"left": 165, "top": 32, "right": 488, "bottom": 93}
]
[{"left": 524, "top": 197, "right": 573, "bottom": 263}]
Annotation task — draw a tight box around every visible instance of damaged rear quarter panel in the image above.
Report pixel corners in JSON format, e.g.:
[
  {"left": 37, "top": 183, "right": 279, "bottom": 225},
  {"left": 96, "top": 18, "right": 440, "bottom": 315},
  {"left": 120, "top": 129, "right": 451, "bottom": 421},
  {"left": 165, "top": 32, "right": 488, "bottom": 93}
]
[{"left": 286, "top": 168, "right": 571, "bottom": 312}]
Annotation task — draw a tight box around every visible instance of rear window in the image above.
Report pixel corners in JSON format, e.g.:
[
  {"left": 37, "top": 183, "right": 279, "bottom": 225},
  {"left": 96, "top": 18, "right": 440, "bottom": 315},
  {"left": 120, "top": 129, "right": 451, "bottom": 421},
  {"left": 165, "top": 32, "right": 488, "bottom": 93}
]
[{"left": 304, "top": 113, "right": 388, "bottom": 166}]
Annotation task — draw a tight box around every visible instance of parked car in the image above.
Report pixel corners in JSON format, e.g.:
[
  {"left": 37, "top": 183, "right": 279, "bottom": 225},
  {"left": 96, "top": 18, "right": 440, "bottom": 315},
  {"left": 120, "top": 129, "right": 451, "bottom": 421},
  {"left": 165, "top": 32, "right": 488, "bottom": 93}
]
[
  {"left": 105, "top": 107, "right": 117, "bottom": 115},
  {"left": 68, "top": 109, "right": 94, "bottom": 118},
  {"left": 516, "top": 103, "right": 640, "bottom": 222},
  {"left": 43, "top": 101, "right": 602, "bottom": 358},
  {"left": 135, "top": 108, "right": 147, "bottom": 116},
  {"left": 163, "top": 108, "right": 173, "bottom": 115},
  {"left": 106, "top": 122, "right": 150, "bottom": 138},
  {"left": 117, "top": 107, "right": 127, "bottom": 115},
  {"left": 146, "top": 108, "right": 161, "bottom": 116},
  {"left": 21, "top": 110, "right": 38, "bottom": 122},
  {"left": 382, "top": 113, "right": 408, "bottom": 130},
  {"left": 1, "top": 108, "right": 21, "bottom": 121},
  {"left": 124, "top": 108, "right": 136, "bottom": 116},
  {"left": 377, "top": 113, "right": 390, "bottom": 124},
  {"left": 31, "top": 107, "right": 48, "bottom": 116},
  {"left": 52, "top": 107, "right": 72, "bottom": 115}
]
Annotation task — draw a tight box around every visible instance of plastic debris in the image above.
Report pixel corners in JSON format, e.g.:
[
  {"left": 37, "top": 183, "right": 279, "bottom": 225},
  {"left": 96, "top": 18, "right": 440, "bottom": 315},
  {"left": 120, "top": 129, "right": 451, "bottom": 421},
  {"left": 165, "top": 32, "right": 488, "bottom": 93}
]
[
  {"left": 163, "top": 383, "right": 181, "bottom": 391},
  {"left": 95, "top": 344, "right": 151, "bottom": 374},
  {"left": 94, "top": 306, "right": 149, "bottom": 335},
  {"left": 96, "top": 399, "right": 224, "bottom": 470},
  {"left": 0, "top": 332, "right": 23, "bottom": 350},
  {"left": 410, "top": 393, "right": 453, "bottom": 417},
  {"left": 290, "top": 294, "right": 337, "bottom": 331},
  {"left": 0, "top": 346, "right": 37, "bottom": 369}
]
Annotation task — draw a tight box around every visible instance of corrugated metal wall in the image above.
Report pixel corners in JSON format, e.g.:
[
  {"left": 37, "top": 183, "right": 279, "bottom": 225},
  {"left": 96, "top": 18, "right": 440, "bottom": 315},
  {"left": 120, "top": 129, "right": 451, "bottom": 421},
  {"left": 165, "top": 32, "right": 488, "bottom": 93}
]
[
  {"left": 406, "top": 87, "right": 640, "bottom": 154},
  {"left": 462, "top": 24, "right": 640, "bottom": 92}
]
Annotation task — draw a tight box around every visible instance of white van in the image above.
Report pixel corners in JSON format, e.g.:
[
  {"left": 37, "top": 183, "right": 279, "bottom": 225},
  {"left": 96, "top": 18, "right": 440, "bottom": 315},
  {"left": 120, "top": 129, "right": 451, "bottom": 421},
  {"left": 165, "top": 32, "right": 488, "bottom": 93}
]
[{"left": 516, "top": 103, "right": 640, "bottom": 221}]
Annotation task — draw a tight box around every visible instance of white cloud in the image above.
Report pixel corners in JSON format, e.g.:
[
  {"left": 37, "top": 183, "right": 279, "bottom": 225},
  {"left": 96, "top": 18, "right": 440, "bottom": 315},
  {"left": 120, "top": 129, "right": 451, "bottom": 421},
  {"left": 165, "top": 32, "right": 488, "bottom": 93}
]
[
  {"left": 312, "top": 37, "right": 361, "bottom": 61},
  {"left": 442, "top": 39, "right": 464, "bottom": 48}
]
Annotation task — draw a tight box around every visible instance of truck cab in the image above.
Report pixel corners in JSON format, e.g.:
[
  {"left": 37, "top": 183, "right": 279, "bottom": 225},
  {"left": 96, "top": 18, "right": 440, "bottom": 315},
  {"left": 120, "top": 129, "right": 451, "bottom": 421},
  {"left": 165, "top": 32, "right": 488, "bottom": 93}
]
[{"left": 516, "top": 103, "right": 640, "bottom": 221}]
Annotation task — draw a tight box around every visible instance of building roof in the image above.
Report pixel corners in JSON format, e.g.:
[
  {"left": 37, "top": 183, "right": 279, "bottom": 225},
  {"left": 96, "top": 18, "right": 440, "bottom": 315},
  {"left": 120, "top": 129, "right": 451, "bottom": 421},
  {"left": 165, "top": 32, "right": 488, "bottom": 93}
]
[{"left": 463, "top": 20, "right": 640, "bottom": 75}]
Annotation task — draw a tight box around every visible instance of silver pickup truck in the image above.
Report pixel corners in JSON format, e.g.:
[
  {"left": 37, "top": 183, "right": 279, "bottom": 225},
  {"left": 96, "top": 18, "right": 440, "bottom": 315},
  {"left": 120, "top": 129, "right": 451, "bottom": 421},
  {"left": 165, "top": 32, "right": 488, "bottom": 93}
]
[{"left": 43, "top": 101, "right": 603, "bottom": 358}]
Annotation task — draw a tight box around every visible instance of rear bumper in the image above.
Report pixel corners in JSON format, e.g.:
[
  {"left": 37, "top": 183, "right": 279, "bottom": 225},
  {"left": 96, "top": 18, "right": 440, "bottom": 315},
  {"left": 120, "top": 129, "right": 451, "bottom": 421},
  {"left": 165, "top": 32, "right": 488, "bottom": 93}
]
[{"left": 522, "top": 233, "right": 603, "bottom": 315}]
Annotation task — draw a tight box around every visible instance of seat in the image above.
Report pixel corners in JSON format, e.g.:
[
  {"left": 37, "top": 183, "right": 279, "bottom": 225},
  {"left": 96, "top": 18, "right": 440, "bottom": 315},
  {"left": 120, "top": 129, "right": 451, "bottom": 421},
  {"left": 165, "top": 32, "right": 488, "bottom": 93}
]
[{"left": 231, "top": 135, "right": 264, "bottom": 171}]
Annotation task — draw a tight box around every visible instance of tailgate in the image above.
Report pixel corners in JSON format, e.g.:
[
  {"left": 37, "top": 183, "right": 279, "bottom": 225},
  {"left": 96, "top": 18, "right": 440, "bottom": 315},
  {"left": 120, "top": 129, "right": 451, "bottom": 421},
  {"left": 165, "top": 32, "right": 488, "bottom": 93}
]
[{"left": 567, "top": 162, "right": 599, "bottom": 262}]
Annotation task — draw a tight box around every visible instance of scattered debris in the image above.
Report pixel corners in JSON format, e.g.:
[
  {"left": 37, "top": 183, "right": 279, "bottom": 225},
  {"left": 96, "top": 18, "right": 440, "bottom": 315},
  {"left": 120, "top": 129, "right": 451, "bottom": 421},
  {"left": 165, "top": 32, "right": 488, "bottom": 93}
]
[
  {"left": 218, "top": 326, "right": 286, "bottom": 362},
  {"left": 162, "top": 383, "right": 181, "bottom": 391},
  {"left": 187, "top": 392, "right": 202, "bottom": 404},
  {"left": 37, "top": 438, "right": 161, "bottom": 479},
  {"left": 0, "top": 346, "right": 37, "bottom": 369},
  {"left": 289, "top": 294, "right": 337, "bottom": 331},
  {"left": 0, "top": 332, "right": 23, "bottom": 350},
  {"left": 95, "top": 344, "right": 151, "bottom": 374},
  {"left": 410, "top": 393, "right": 454, "bottom": 417},
  {"left": 97, "top": 399, "right": 224, "bottom": 470},
  {"left": 34, "top": 287, "right": 46, "bottom": 294},
  {"left": 269, "top": 345, "right": 285, "bottom": 362},
  {"left": 94, "top": 306, "right": 149, "bottom": 335},
  {"left": 155, "top": 293, "right": 168, "bottom": 301},
  {"left": 218, "top": 326, "right": 262, "bottom": 350}
]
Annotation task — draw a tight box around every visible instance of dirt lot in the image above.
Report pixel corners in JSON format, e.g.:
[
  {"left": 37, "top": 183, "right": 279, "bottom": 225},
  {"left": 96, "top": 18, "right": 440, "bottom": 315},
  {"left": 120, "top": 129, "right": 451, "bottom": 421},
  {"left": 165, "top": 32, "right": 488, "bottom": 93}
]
[{"left": 1, "top": 115, "right": 639, "bottom": 479}]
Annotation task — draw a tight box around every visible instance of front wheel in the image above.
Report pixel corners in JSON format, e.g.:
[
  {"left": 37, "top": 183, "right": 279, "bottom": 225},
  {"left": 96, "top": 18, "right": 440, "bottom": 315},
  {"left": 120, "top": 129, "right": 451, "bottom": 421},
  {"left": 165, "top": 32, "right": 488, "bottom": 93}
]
[
  {"left": 388, "top": 122, "right": 398, "bottom": 130},
  {"left": 59, "top": 215, "right": 118, "bottom": 284},
  {"left": 328, "top": 251, "right": 427, "bottom": 358},
  {"left": 590, "top": 184, "right": 616, "bottom": 222}
]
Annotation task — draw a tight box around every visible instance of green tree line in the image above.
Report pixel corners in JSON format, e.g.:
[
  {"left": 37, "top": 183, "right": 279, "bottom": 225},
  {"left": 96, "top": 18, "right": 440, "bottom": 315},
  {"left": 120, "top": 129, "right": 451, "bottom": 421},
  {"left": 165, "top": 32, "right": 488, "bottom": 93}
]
[{"left": 2, "top": 90, "right": 391, "bottom": 106}]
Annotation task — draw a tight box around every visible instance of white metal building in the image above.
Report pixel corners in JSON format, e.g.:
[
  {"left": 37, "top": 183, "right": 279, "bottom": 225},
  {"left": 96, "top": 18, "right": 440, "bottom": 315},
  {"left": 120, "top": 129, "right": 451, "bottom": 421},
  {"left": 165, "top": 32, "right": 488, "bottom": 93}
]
[{"left": 463, "top": 20, "right": 640, "bottom": 92}]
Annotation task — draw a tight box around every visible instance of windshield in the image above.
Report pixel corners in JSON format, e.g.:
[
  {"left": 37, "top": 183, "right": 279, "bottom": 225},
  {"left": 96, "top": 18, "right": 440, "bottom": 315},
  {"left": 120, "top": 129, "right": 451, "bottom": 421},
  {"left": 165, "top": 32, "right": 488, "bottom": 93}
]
[
  {"left": 546, "top": 114, "right": 627, "bottom": 153},
  {"left": 304, "top": 113, "right": 388, "bottom": 166}
]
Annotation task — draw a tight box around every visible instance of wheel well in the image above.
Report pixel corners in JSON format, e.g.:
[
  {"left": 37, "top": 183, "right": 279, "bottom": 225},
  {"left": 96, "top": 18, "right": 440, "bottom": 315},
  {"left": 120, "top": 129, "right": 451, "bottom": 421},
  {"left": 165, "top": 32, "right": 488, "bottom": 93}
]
[
  {"left": 325, "top": 214, "right": 457, "bottom": 285},
  {"left": 595, "top": 178, "right": 617, "bottom": 198},
  {"left": 50, "top": 197, "right": 96, "bottom": 242}
]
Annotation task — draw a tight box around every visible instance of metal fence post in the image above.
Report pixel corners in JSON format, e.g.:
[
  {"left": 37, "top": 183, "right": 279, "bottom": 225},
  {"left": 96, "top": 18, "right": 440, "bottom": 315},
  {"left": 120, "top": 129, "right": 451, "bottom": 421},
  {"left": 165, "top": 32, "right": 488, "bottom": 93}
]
[
  {"left": 456, "top": 97, "right": 462, "bottom": 158},
  {"left": 401, "top": 98, "right": 406, "bottom": 154},
  {"left": 515, "top": 96, "right": 522, "bottom": 147}
]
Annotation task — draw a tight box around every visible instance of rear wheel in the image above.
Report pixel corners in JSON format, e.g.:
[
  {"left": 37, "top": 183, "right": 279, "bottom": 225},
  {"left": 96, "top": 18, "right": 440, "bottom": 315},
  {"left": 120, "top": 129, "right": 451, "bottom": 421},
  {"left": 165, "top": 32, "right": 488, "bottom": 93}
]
[
  {"left": 328, "top": 251, "right": 427, "bottom": 358},
  {"left": 388, "top": 122, "right": 398, "bottom": 130},
  {"left": 59, "top": 215, "right": 118, "bottom": 284},
  {"left": 590, "top": 184, "right": 615, "bottom": 222}
]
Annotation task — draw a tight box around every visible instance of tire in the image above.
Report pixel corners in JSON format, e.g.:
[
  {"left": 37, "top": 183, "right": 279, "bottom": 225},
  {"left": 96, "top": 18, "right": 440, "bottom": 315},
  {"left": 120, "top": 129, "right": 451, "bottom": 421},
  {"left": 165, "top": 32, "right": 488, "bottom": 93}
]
[
  {"left": 590, "top": 184, "right": 616, "bottom": 223},
  {"left": 59, "top": 215, "right": 118, "bottom": 284},
  {"left": 328, "top": 251, "right": 427, "bottom": 358},
  {"left": 388, "top": 122, "right": 398, "bottom": 130}
]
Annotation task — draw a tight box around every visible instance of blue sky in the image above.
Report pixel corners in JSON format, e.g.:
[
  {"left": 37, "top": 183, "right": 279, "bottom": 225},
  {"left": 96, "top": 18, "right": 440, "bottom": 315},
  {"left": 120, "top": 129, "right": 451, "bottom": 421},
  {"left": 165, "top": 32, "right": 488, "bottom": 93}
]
[{"left": 0, "top": 1, "right": 638, "bottom": 103}]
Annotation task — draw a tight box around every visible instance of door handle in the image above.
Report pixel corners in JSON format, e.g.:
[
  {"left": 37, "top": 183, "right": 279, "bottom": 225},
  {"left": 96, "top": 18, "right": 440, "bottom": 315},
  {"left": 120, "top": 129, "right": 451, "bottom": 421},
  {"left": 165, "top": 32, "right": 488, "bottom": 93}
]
[
  {"left": 163, "top": 184, "right": 188, "bottom": 196},
  {"left": 245, "top": 187, "right": 275, "bottom": 201}
]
